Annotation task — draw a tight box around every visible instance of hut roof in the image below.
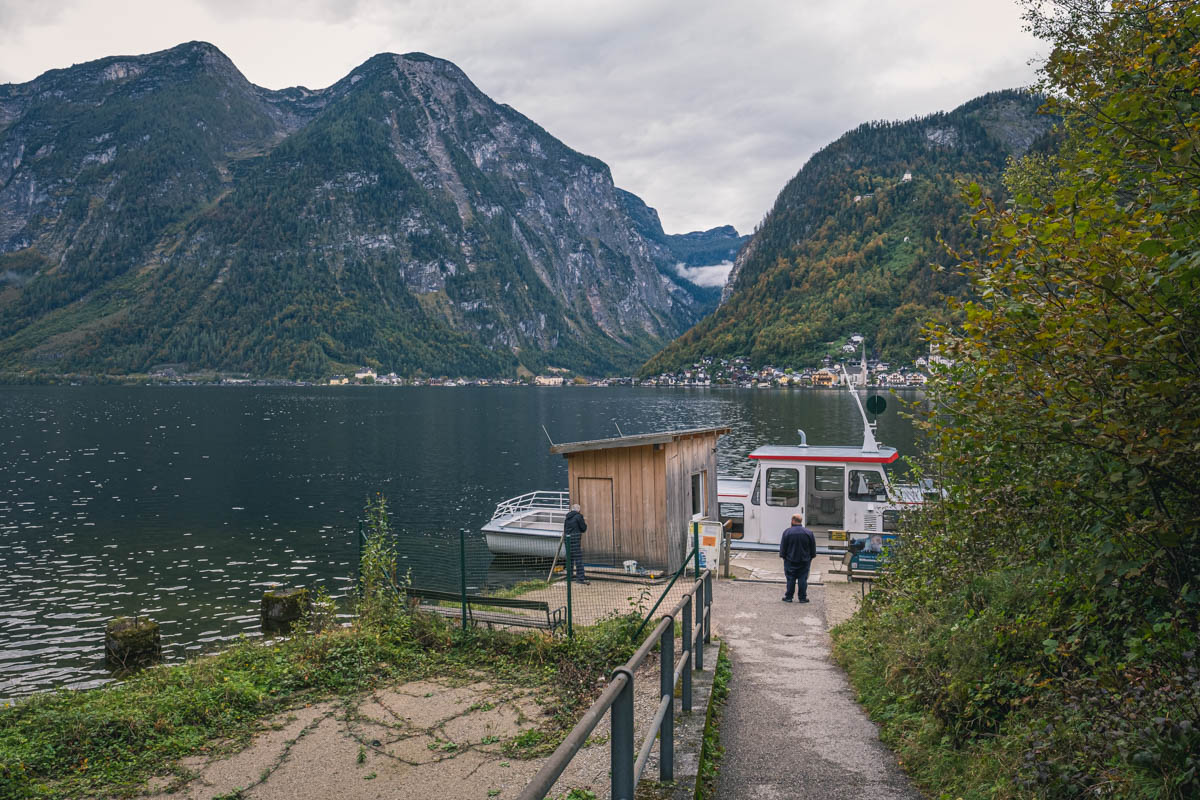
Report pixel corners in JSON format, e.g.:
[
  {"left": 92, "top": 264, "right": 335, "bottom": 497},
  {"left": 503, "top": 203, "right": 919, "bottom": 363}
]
[{"left": 549, "top": 426, "right": 731, "bottom": 455}]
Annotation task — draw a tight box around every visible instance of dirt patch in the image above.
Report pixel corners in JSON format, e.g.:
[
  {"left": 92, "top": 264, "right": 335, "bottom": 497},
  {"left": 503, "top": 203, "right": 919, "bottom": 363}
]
[
  {"left": 144, "top": 656, "right": 672, "bottom": 800},
  {"left": 823, "top": 577, "right": 869, "bottom": 629},
  {"left": 145, "top": 678, "right": 552, "bottom": 800}
]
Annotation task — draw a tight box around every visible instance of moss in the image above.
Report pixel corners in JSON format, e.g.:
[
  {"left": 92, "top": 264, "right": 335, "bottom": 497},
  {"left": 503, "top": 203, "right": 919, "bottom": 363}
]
[
  {"left": 104, "top": 617, "right": 161, "bottom": 670},
  {"left": 260, "top": 588, "right": 310, "bottom": 634}
]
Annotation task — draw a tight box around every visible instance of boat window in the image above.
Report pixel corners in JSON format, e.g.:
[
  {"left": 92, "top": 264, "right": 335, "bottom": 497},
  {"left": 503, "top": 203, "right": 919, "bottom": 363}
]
[
  {"left": 765, "top": 468, "right": 799, "bottom": 507},
  {"left": 719, "top": 502, "right": 745, "bottom": 539},
  {"left": 812, "top": 466, "right": 844, "bottom": 493},
  {"left": 750, "top": 476, "right": 760, "bottom": 506},
  {"left": 848, "top": 469, "right": 887, "bottom": 502},
  {"left": 691, "top": 471, "right": 707, "bottom": 517}
]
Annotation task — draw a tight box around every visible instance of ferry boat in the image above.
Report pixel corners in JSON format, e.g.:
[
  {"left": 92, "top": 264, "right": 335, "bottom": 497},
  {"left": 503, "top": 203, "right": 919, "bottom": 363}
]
[
  {"left": 482, "top": 368, "right": 930, "bottom": 558},
  {"left": 715, "top": 367, "right": 931, "bottom": 554}
]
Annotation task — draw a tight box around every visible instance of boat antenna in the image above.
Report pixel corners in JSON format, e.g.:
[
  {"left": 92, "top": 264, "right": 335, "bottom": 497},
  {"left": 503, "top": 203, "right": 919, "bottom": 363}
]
[
  {"left": 840, "top": 365, "right": 879, "bottom": 454},
  {"left": 541, "top": 425, "right": 556, "bottom": 447},
  {"left": 615, "top": 422, "right": 625, "bottom": 437}
]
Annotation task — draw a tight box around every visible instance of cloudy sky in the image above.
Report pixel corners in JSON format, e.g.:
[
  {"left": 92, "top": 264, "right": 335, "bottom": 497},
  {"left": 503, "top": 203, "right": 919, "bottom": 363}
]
[{"left": 0, "top": 0, "right": 1045, "bottom": 234}]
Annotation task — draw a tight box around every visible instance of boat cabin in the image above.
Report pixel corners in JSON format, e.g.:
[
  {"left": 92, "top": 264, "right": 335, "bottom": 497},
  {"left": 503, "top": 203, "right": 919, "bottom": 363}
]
[{"left": 717, "top": 443, "right": 902, "bottom": 552}]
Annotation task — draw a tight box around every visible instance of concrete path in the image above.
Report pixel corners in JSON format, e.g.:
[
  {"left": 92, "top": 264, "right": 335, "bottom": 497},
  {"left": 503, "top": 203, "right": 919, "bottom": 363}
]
[{"left": 712, "top": 577, "right": 922, "bottom": 800}]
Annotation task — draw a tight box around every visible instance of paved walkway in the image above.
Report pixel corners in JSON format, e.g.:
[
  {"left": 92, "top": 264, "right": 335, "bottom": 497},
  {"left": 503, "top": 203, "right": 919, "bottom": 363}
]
[{"left": 712, "top": 575, "right": 921, "bottom": 800}]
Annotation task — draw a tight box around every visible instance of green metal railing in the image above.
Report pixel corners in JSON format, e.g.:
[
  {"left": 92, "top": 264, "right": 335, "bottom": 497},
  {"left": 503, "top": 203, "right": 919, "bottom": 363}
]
[{"left": 517, "top": 568, "right": 714, "bottom": 800}]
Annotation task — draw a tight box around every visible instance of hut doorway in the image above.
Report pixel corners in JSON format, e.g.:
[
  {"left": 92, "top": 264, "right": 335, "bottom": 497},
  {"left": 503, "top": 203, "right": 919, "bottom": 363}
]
[{"left": 577, "top": 477, "right": 616, "bottom": 559}]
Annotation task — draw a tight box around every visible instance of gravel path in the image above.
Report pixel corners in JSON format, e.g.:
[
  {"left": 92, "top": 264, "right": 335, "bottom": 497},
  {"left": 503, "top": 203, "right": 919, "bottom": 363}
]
[{"left": 711, "top": 576, "right": 921, "bottom": 800}]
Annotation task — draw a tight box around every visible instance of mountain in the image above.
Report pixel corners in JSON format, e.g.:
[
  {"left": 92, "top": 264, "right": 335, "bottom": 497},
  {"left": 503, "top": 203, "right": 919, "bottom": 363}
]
[
  {"left": 618, "top": 189, "right": 748, "bottom": 311},
  {"left": 642, "top": 90, "right": 1054, "bottom": 375},
  {"left": 0, "top": 42, "right": 737, "bottom": 379}
]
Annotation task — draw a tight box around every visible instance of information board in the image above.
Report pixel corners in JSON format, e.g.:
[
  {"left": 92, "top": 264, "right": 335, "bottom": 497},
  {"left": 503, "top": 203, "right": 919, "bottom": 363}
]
[{"left": 847, "top": 532, "right": 898, "bottom": 570}]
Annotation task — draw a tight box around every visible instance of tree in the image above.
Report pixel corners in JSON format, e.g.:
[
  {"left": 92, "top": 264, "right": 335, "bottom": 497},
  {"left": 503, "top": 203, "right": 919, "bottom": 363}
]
[
  {"left": 838, "top": 2, "right": 1200, "bottom": 795},
  {"left": 923, "top": 0, "right": 1200, "bottom": 599}
]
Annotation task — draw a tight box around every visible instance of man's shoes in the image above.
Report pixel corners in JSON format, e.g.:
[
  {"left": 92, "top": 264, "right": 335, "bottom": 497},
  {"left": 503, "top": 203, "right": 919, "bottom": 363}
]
[
  {"left": 798, "top": 598, "right": 810, "bottom": 603},
  {"left": 781, "top": 596, "right": 793, "bottom": 602},
  {"left": 576, "top": 580, "right": 590, "bottom": 585}
]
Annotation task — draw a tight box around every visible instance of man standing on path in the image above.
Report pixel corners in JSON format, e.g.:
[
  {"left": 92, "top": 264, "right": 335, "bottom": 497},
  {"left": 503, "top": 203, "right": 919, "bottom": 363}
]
[
  {"left": 779, "top": 513, "right": 815, "bottom": 603},
  {"left": 564, "top": 503, "right": 588, "bottom": 584}
]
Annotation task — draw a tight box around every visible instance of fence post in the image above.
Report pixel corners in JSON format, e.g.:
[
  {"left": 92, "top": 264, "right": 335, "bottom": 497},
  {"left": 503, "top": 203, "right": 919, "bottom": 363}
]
[
  {"left": 565, "top": 537, "right": 574, "bottom": 639},
  {"left": 356, "top": 519, "right": 363, "bottom": 592},
  {"left": 704, "top": 571, "right": 713, "bottom": 644},
  {"left": 681, "top": 594, "right": 692, "bottom": 714},
  {"left": 694, "top": 576, "right": 705, "bottom": 672},
  {"left": 611, "top": 669, "right": 635, "bottom": 800},
  {"left": 692, "top": 522, "right": 701, "bottom": 580},
  {"left": 459, "top": 528, "right": 468, "bottom": 633},
  {"left": 659, "top": 620, "right": 674, "bottom": 781},
  {"left": 722, "top": 529, "right": 731, "bottom": 579}
]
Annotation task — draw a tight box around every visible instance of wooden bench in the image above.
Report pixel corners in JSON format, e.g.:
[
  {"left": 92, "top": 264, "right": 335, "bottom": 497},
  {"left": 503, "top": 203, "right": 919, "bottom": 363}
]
[{"left": 406, "top": 587, "right": 566, "bottom": 634}]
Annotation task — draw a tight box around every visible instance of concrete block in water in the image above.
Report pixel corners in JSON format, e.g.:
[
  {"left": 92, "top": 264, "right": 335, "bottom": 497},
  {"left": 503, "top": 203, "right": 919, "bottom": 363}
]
[
  {"left": 261, "top": 587, "right": 310, "bottom": 634},
  {"left": 105, "top": 616, "right": 162, "bottom": 670}
]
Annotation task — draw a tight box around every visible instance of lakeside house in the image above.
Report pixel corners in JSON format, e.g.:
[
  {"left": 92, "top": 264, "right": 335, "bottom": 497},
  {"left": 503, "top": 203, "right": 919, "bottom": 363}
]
[{"left": 813, "top": 369, "right": 837, "bottom": 387}]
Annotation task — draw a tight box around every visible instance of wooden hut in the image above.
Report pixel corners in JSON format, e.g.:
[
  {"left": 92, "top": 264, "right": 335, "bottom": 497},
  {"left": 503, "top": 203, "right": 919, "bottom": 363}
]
[{"left": 549, "top": 427, "right": 730, "bottom": 573}]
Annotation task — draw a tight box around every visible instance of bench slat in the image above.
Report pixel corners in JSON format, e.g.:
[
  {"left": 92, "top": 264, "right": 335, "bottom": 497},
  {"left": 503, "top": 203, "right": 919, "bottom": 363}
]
[
  {"left": 408, "top": 586, "right": 565, "bottom": 634},
  {"left": 419, "top": 604, "right": 554, "bottom": 630},
  {"left": 407, "top": 588, "right": 554, "bottom": 612}
]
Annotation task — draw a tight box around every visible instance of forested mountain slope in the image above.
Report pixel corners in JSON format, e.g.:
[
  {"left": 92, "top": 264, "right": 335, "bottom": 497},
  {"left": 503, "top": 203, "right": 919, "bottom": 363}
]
[
  {"left": 0, "top": 42, "right": 733, "bottom": 378},
  {"left": 643, "top": 90, "right": 1053, "bottom": 373}
]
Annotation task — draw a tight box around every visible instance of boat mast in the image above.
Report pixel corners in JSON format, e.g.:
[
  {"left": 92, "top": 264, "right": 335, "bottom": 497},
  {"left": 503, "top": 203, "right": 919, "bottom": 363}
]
[{"left": 840, "top": 363, "right": 879, "bottom": 454}]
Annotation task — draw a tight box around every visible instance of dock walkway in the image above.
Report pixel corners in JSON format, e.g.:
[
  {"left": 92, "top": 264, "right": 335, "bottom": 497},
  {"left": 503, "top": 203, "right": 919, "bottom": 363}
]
[{"left": 712, "top": 561, "right": 921, "bottom": 799}]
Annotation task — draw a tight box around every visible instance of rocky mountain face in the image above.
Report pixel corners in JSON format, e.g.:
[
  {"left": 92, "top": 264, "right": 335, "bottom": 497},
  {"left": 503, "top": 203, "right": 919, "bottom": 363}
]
[
  {"left": 644, "top": 90, "right": 1055, "bottom": 374},
  {"left": 0, "top": 42, "right": 735, "bottom": 378},
  {"left": 618, "top": 189, "right": 748, "bottom": 312}
]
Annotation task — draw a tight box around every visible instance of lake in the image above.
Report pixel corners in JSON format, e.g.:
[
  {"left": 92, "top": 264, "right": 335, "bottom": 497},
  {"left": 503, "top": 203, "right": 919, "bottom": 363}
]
[{"left": 0, "top": 385, "right": 922, "bottom": 700}]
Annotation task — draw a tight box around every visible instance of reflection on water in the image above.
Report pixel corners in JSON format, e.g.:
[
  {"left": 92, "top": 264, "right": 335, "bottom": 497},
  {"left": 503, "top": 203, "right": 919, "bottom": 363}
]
[{"left": 0, "top": 385, "right": 921, "bottom": 699}]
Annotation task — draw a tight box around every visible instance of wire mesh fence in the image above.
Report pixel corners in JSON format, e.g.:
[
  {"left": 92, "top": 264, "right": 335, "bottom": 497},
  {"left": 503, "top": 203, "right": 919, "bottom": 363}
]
[{"left": 354, "top": 516, "right": 706, "bottom": 638}]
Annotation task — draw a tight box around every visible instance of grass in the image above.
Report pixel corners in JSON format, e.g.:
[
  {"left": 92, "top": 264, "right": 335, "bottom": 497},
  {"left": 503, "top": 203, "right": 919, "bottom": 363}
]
[
  {"left": 832, "top": 618, "right": 1003, "bottom": 797},
  {"left": 695, "top": 642, "right": 731, "bottom": 800},
  {"left": 0, "top": 609, "right": 641, "bottom": 799}
]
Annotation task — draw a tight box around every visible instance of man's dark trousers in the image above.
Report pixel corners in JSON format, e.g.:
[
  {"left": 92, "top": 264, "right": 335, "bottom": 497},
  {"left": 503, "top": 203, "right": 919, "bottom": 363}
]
[
  {"left": 568, "top": 536, "right": 585, "bottom": 581},
  {"left": 783, "top": 559, "right": 811, "bottom": 601}
]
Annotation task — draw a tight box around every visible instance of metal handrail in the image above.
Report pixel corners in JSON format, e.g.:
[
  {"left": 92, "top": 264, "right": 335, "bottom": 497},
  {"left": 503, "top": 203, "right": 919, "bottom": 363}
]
[
  {"left": 490, "top": 490, "right": 571, "bottom": 520},
  {"left": 518, "top": 569, "right": 714, "bottom": 800}
]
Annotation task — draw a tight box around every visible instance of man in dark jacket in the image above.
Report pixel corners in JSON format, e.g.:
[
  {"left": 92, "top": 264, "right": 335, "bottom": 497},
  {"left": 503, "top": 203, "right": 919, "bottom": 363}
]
[
  {"left": 564, "top": 504, "right": 588, "bottom": 584},
  {"left": 779, "top": 514, "right": 816, "bottom": 603}
]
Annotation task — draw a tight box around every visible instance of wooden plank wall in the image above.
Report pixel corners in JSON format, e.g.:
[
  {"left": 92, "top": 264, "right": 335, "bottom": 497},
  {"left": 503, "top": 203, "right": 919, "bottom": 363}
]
[
  {"left": 663, "top": 432, "right": 721, "bottom": 572},
  {"left": 567, "top": 445, "right": 668, "bottom": 567}
]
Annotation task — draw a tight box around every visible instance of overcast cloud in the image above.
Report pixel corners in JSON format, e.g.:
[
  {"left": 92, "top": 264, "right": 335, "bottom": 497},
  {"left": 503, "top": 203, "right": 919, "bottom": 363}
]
[{"left": 0, "top": 0, "right": 1044, "bottom": 233}]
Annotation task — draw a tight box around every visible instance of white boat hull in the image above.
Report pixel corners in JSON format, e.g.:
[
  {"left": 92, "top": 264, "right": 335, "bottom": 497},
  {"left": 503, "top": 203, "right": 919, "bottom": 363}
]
[{"left": 483, "top": 529, "right": 565, "bottom": 559}]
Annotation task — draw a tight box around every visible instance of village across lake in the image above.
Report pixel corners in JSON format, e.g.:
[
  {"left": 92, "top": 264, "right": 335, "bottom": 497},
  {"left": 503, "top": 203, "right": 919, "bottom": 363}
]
[{"left": 0, "top": 385, "right": 922, "bottom": 700}]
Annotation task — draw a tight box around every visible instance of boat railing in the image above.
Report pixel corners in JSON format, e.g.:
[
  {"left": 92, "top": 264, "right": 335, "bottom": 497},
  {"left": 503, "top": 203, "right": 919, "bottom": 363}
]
[{"left": 490, "top": 490, "right": 571, "bottom": 520}]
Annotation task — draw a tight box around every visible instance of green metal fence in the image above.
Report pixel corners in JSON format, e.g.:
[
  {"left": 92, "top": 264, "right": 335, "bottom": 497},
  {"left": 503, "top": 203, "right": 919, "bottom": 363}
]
[{"left": 354, "top": 523, "right": 696, "bottom": 638}]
